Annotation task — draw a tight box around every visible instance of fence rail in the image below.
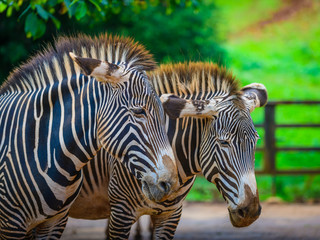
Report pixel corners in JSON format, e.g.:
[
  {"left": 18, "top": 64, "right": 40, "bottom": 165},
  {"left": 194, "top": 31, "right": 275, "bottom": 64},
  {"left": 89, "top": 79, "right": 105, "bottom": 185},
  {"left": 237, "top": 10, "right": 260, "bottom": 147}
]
[{"left": 254, "top": 101, "right": 320, "bottom": 195}]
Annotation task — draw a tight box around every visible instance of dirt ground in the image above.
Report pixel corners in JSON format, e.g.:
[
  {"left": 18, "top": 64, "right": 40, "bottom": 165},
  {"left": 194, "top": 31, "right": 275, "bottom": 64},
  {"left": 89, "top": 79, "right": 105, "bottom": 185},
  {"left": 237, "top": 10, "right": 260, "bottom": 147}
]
[{"left": 61, "top": 202, "right": 320, "bottom": 240}]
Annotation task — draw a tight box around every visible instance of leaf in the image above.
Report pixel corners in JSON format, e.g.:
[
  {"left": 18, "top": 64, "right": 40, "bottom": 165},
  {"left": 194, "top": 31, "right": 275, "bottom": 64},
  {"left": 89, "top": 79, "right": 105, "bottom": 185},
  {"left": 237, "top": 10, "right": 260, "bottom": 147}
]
[
  {"left": 0, "top": 2, "right": 7, "bottom": 13},
  {"left": 64, "top": 0, "right": 74, "bottom": 17},
  {"left": 74, "top": 1, "right": 87, "bottom": 20},
  {"left": 88, "top": 0, "right": 101, "bottom": 11},
  {"left": 6, "top": 6, "right": 13, "bottom": 17},
  {"left": 18, "top": 5, "right": 31, "bottom": 21},
  {"left": 26, "top": 32, "right": 32, "bottom": 38},
  {"left": 17, "top": 0, "right": 24, "bottom": 7},
  {"left": 47, "top": 0, "right": 60, "bottom": 7},
  {"left": 36, "top": 5, "right": 49, "bottom": 20},
  {"left": 165, "top": 6, "right": 173, "bottom": 15},
  {"left": 25, "top": 12, "right": 46, "bottom": 39},
  {"left": 48, "top": 14, "right": 61, "bottom": 29},
  {"left": 69, "top": 0, "right": 80, "bottom": 8}
]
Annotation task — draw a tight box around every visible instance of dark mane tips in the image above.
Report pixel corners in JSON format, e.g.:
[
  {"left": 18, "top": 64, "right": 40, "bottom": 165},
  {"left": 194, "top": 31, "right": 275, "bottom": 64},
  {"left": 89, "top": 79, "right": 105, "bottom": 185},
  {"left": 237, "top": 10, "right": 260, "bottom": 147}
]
[
  {"left": 54, "top": 33, "right": 156, "bottom": 71},
  {"left": 149, "top": 62, "right": 240, "bottom": 97},
  {"left": 1, "top": 33, "right": 156, "bottom": 93}
]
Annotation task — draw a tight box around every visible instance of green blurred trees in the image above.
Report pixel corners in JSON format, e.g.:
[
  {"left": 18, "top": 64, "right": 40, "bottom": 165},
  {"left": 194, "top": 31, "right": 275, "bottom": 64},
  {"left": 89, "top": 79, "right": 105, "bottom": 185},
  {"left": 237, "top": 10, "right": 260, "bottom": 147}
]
[
  {"left": 0, "top": 0, "right": 223, "bottom": 83},
  {"left": 1, "top": 0, "right": 201, "bottom": 39}
]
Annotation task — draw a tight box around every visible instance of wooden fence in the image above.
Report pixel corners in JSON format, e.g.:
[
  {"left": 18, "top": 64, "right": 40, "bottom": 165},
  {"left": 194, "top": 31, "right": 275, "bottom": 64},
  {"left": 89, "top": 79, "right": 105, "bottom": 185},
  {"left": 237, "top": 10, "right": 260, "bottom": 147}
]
[{"left": 255, "top": 100, "right": 320, "bottom": 195}]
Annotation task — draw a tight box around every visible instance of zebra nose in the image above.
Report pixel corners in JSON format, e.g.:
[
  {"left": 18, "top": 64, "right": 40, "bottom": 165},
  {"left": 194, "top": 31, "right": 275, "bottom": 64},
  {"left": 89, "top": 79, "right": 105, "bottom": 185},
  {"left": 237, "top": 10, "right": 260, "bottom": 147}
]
[
  {"left": 237, "top": 206, "right": 250, "bottom": 218},
  {"left": 141, "top": 178, "right": 172, "bottom": 202},
  {"left": 237, "top": 203, "right": 261, "bottom": 219},
  {"left": 229, "top": 202, "right": 261, "bottom": 228}
]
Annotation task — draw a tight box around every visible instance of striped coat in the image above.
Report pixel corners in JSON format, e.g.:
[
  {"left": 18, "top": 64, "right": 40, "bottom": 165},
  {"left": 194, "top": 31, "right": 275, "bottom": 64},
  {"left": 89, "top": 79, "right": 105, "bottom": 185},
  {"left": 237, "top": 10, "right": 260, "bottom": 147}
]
[
  {"left": 0, "top": 34, "right": 178, "bottom": 239},
  {"left": 69, "top": 62, "right": 268, "bottom": 239}
]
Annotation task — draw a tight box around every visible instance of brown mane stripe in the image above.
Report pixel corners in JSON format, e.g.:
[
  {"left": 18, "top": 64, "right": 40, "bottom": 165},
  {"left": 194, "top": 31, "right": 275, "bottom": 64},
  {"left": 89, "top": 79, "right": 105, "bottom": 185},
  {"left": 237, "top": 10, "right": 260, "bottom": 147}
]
[{"left": 149, "top": 62, "right": 241, "bottom": 98}]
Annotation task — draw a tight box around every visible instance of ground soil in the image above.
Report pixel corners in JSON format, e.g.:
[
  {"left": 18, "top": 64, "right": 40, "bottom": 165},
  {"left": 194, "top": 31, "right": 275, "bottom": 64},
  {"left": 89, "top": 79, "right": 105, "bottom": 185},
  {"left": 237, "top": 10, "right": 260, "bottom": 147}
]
[{"left": 61, "top": 202, "right": 320, "bottom": 240}]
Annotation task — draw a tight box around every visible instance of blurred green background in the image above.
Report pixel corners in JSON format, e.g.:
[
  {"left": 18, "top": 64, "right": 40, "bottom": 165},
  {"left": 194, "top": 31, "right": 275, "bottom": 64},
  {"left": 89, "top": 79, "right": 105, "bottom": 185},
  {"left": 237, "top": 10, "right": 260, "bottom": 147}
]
[
  {"left": 1, "top": 0, "right": 319, "bottom": 203},
  {"left": 189, "top": 0, "right": 320, "bottom": 203}
]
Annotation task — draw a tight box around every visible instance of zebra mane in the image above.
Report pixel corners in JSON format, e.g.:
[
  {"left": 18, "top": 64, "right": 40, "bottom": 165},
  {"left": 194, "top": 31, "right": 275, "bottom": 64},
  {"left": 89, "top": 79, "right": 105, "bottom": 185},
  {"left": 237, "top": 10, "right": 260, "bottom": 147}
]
[
  {"left": 1, "top": 33, "right": 156, "bottom": 93},
  {"left": 149, "top": 62, "right": 240, "bottom": 99}
]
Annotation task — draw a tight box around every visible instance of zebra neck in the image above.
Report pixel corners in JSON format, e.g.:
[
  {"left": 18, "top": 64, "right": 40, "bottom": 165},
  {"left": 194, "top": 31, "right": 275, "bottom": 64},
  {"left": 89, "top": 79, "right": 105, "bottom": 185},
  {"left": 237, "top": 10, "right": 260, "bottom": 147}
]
[
  {"left": 55, "top": 75, "right": 104, "bottom": 169},
  {"left": 31, "top": 74, "right": 103, "bottom": 175},
  {"left": 168, "top": 117, "right": 207, "bottom": 180}
]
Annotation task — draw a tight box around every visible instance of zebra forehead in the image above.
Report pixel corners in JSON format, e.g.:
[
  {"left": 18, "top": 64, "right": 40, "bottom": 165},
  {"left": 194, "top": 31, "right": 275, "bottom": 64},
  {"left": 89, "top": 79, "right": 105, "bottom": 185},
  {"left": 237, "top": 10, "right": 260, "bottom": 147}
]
[
  {"left": 1, "top": 33, "right": 156, "bottom": 94},
  {"left": 214, "top": 110, "right": 256, "bottom": 136}
]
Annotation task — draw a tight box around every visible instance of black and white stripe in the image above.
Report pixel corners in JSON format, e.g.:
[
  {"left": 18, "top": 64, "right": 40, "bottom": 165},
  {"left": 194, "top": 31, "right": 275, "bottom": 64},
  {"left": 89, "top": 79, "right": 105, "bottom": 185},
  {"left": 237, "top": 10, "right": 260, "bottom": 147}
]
[
  {"left": 69, "top": 62, "right": 267, "bottom": 239},
  {"left": 0, "top": 34, "right": 177, "bottom": 239}
]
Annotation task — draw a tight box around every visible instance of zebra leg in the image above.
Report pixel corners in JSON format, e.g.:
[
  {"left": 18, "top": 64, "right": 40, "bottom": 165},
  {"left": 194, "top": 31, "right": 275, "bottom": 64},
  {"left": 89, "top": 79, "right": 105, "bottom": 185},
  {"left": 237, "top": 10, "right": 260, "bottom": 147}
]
[
  {"left": 151, "top": 206, "right": 183, "bottom": 240},
  {"left": 134, "top": 218, "right": 142, "bottom": 240},
  {"left": 108, "top": 205, "right": 136, "bottom": 240},
  {"left": 105, "top": 219, "right": 110, "bottom": 240},
  {"left": 148, "top": 217, "right": 153, "bottom": 240},
  {"left": 107, "top": 217, "right": 143, "bottom": 240},
  {"left": 34, "top": 210, "right": 69, "bottom": 240}
]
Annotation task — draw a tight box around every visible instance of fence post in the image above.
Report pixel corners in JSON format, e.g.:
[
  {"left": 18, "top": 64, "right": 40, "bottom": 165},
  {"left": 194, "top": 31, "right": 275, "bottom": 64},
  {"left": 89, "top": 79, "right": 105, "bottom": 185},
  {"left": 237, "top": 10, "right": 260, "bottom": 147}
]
[{"left": 264, "top": 104, "right": 277, "bottom": 196}]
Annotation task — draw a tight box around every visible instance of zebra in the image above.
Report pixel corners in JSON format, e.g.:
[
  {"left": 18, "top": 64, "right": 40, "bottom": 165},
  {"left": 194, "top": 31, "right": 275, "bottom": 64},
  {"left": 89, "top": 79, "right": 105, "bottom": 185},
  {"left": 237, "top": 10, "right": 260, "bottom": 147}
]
[
  {"left": 0, "top": 33, "right": 180, "bottom": 239},
  {"left": 69, "top": 62, "right": 268, "bottom": 239}
]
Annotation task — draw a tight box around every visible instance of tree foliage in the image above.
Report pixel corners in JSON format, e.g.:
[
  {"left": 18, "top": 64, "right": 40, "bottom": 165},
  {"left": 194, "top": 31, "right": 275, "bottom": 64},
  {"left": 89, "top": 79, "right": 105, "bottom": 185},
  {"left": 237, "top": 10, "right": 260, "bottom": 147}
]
[
  {"left": 1, "top": 0, "right": 200, "bottom": 39},
  {"left": 0, "top": 0, "right": 223, "bottom": 83}
]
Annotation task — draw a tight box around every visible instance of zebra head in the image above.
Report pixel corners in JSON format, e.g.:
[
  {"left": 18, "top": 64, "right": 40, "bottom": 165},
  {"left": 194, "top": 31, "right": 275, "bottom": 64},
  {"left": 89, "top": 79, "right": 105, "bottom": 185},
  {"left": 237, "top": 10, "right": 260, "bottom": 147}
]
[
  {"left": 161, "top": 83, "right": 267, "bottom": 227},
  {"left": 69, "top": 53, "right": 178, "bottom": 202}
]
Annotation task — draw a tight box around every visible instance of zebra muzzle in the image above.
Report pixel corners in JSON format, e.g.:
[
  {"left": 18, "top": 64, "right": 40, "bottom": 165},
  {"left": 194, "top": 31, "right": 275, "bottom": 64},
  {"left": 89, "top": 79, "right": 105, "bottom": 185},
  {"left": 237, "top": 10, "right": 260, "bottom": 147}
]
[
  {"left": 228, "top": 185, "right": 261, "bottom": 227},
  {"left": 141, "top": 177, "right": 172, "bottom": 202},
  {"left": 228, "top": 203, "right": 261, "bottom": 227}
]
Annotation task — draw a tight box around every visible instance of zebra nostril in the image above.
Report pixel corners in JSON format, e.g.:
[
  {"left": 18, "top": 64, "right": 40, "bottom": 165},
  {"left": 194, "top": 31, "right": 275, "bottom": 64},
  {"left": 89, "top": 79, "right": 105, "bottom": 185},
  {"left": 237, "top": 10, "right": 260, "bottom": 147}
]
[
  {"left": 257, "top": 204, "right": 262, "bottom": 216},
  {"left": 158, "top": 181, "right": 171, "bottom": 194},
  {"left": 237, "top": 209, "right": 245, "bottom": 218}
]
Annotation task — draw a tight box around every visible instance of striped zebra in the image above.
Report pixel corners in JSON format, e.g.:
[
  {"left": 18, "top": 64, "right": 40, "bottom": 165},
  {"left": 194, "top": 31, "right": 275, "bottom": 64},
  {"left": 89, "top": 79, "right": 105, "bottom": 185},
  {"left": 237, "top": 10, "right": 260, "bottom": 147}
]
[
  {"left": 0, "top": 34, "right": 179, "bottom": 239},
  {"left": 69, "top": 62, "right": 268, "bottom": 239}
]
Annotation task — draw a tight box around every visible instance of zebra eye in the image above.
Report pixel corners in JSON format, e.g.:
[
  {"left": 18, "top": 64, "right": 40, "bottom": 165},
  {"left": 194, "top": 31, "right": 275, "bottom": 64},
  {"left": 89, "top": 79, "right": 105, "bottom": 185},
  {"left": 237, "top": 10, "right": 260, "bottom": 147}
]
[
  {"left": 218, "top": 139, "right": 230, "bottom": 147},
  {"left": 132, "top": 107, "right": 146, "bottom": 116}
]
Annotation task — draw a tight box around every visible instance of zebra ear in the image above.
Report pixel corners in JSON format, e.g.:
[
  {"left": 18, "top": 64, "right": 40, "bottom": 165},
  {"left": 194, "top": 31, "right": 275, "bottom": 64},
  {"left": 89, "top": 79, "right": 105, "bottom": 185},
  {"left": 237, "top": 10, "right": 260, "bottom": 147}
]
[
  {"left": 69, "top": 52, "right": 127, "bottom": 84},
  {"left": 160, "top": 94, "right": 218, "bottom": 119},
  {"left": 241, "top": 83, "right": 268, "bottom": 112}
]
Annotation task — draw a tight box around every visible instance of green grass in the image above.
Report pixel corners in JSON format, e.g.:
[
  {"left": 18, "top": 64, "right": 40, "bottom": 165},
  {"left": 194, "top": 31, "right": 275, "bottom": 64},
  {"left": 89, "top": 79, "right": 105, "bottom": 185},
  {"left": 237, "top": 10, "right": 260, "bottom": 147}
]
[
  {"left": 185, "top": 177, "right": 224, "bottom": 202},
  {"left": 187, "top": 0, "right": 320, "bottom": 203},
  {"left": 219, "top": 1, "right": 320, "bottom": 100}
]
